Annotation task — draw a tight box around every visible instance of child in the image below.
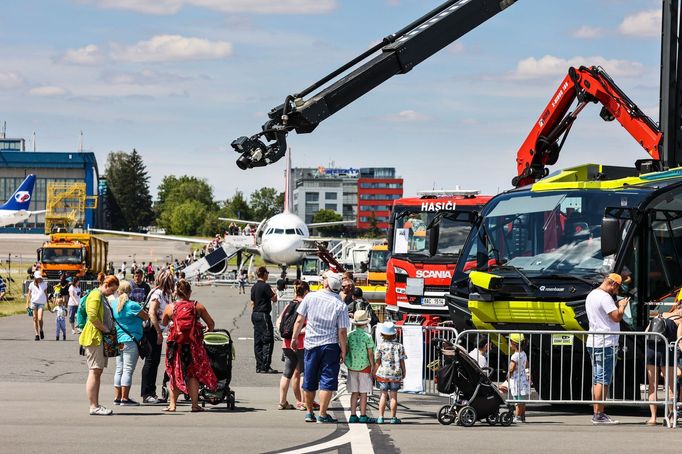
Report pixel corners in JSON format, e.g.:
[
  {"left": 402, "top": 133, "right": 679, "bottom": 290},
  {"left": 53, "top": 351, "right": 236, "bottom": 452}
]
[
  {"left": 53, "top": 298, "right": 67, "bottom": 341},
  {"left": 507, "top": 333, "right": 530, "bottom": 423},
  {"left": 373, "top": 322, "right": 406, "bottom": 424},
  {"left": 345, "top": 310, "right": 376, "bottom": 423}
]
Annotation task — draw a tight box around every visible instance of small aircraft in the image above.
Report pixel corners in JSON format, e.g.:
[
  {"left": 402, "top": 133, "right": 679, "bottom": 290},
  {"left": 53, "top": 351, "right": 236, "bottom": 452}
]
[
  {"left": 0, "top": 174, "right": 46, "bottom": 227},
  {"left": 90, "top": 150, "right": 352, "bottom": 277}
]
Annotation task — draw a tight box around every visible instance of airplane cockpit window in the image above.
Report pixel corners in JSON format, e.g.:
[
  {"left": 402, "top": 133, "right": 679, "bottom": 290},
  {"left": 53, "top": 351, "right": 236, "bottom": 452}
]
[
  {"left": 274, "top": 229, "right": 284, "bottom": 234},
  {"left": 286, "top": 229, "right": 296, "bottom": 235},
  {"left": 296, "top": 229, "right": 304, "bottom": 235}
]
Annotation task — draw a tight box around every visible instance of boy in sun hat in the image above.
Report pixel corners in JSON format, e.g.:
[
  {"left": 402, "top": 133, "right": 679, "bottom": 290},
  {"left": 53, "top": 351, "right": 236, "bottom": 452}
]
[
  {"left": 373, "top": 322, "right": 407, "bottom": 424},
  {"left": 345, "top": 310, "right": 376, "bottom": 423}
]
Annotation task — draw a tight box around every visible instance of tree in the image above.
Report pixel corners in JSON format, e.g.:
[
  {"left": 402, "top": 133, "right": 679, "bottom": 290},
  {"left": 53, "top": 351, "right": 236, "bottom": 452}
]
[
  {"left": 311, "top": 209, "right": 345, "bottom": 236},
  {"left": 250, "top": 187, "right": 282, "bottom": 220},
  {"left": 156, "top": 175, "right": 217, "bottom": 234},
  {"left": 366, "top": 214, "right": 382, "bottom": 238},
  {"left": 104, "top": 149, "right": 154, "bottom": 230},
  {"left": 225, "top": 190, "right": 252, "bottom": 221},
  {"left": 169, "top": 200, "right": 207, "bottom": 236}
]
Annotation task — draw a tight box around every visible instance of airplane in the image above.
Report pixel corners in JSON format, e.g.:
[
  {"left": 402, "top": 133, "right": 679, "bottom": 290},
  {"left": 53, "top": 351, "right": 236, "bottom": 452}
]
[
  {"left": 0, "top": 174, "right": 46, "bottom": 227},
  {"left": 90, "top": 149, "right": 352, "bottom": 278}
]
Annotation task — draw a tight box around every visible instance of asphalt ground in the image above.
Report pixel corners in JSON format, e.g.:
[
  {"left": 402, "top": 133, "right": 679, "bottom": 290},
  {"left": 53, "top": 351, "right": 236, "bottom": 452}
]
[{"left": 2, "top": 272, "right": 682, "bottom": 452}]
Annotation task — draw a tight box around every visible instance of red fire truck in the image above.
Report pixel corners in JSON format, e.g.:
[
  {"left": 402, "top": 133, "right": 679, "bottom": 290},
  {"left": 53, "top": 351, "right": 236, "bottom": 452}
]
[{"left": 385, "top": 190, "right": 491, "bottom": 321}]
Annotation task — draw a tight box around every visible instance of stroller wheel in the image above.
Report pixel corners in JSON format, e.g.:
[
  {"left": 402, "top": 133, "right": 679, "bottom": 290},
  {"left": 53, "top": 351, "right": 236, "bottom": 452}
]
[
  {"left": 437, "top": 405, "right": 455, "bottom": 425},
  {"left": 161, "top": 386, "right": 169, "bottom": 402},
  {"left": 499, "top": 411, "right": 513, "bottom": 427},
  {"left": 458, "top": 406, "right": 477, "bottom": 427},
  {"left": 486, "top": 414, "right": 499, "bottom": 426}
]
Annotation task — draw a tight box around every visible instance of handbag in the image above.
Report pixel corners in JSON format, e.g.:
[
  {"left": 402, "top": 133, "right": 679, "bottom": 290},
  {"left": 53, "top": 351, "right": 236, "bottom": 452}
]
[
  {"left": 113, "top": 315, "right": 150, "bottom": 359},
  {"left": 102, "top": 328, "right": 120, "bottom": 357},
  {"left": 141, "top": 288, "right": 157, "bottom": 330}
]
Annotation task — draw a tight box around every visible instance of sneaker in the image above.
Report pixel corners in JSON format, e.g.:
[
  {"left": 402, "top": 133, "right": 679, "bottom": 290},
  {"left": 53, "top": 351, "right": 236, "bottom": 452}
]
[
  {"left": 296, "top": 401, "right": 307, "bottom": 411},
  {"left": 89, "top": 406, "right": 113, "bottom": 416},
  {"left": 377, "top": 417, "right": 385, "bottom": 424},
  {"left": 72, "top": 329, "right": 77, "bottom": 335},
  {"left": 40, "top": 330, "right": 44, "bottom": 339},
  {"left": 56, "top": 337, "right": 59, "bottom": 341},
  {"left": 262, "top": 368, "right": 280, "bottom": 374},
  {"left": 120, "top": 399, "right": 140, "bottom": 406},
  {"left": 317, "top": 414, "right": 339, "bottom": 424},
  {"left": 312, "top": 401, "right": 321, "bottom": 410},
  {"left": 143, "top": 396, "right": 159, "bottom": 404},
  {"left": 592, "top": 413, "right": 619, "bottom": 425},
  {"left": 359, "top": 415, "right": 377, "bottom": 424},
  {"left": 113, "top": 399, "right": 121, "bottom": 405},
  {"left": 390, "top": 417, "right": 401, "bottom": 424},
  {"left": 305, "top": 412, "right": 316, "bottom": 423},
  {"left": 348, "top": 415, "right": 360, "bottom": 423},
  {"left": 35, "top": 335, "right": 39, "bottom": 341},
  {"left": 63, "top": 336, "right": 66, "bottom": 341},
  {"left": 513, "top": 416, "right": 524, "bottom": 424}
]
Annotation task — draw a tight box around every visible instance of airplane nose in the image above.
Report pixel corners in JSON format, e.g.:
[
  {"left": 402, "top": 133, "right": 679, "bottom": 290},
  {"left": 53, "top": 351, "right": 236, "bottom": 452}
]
[{"left": 263, "top": 236, "right": 301, "bottom": 264}]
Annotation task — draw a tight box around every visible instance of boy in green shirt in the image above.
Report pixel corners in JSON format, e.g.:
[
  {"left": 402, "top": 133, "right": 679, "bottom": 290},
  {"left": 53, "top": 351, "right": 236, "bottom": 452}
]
[{"left": 345, "top": 310, "right": 376, "bottom": 423}]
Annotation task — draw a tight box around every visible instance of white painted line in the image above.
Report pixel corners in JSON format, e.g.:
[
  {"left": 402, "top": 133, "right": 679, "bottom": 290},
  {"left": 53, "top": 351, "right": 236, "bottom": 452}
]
[
  {"left": 237, "top": 337, "right": 254, "bottom": 340},
  {"left": 277, "top": 393, "right": 374, "bottom": 454}
]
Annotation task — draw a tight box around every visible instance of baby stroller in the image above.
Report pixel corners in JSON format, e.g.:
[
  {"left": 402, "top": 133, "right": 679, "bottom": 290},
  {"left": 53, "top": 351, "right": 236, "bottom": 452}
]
[
  {"left": 435, "top": 341, "right": 515, "bottom": 427},
  {"left": 201, "top": 329, "right": 236, "bottom": 409}
]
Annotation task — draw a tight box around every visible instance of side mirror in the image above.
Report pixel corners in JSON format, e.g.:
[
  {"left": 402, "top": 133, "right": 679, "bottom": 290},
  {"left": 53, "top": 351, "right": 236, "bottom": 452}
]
[
  {"left": 429, "top": 224, "right": 440, "bottom": 257},
  {"left": 601, "top": 217, "right": 620, "bottom": 256},
  {"left": 387, "top": 226, "right": 394, "bottom": 252}
]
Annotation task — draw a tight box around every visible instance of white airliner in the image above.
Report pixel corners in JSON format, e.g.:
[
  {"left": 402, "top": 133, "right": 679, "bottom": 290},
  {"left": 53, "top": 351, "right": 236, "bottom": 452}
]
[
  {"left": 90, "top": 150, "right": 351, "bottom": 276},
  {"left": 0, "top": 174, "right": 46, "bottom": 227}
]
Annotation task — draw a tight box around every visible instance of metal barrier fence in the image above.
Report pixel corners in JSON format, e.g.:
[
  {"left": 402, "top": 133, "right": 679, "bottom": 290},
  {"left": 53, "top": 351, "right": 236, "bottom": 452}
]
[
  {"left": 22, "top": 279, "right": 101, "bottom": 295},
  {"left": 454, "top": 329, "right": 675, "bottom": 427}
]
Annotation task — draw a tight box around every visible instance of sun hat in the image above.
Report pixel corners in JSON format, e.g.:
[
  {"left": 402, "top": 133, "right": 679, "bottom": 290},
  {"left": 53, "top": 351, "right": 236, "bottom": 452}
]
[
  {"left": 380, "top": 322, "right": 397, "bottom": 336},
  {"left": 325, "top": 272, "right": 343, "bottom": 292},
  {"left": 34, "top": 271, "right": 43, "bottom": 279},
  {"left": 352, "top": 310, "right": 370, "bottom": 325},
  {"left": 509, "top": 333, "right": 524, "bottom": 344}
]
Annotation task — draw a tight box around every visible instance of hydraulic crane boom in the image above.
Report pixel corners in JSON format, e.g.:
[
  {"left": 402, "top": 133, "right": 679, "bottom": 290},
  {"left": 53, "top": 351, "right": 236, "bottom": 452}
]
[
  {"left": 230, "top": 0, "right": 518, "bottom": 170},
  {"left": 512, "top": 65, "right": 662, "bottom": 187}
]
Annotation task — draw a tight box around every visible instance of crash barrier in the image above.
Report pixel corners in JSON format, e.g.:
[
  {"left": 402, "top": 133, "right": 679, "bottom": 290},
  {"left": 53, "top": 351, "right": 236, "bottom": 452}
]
[
  {"left": 455, "top": 329, "right": 676, "bottom": 427},
  {"left": 370, "top": 303, "right": 388, "bottom": 323},
  {"left": 22, "top": 279, "right": 101, "bottom": 295}
]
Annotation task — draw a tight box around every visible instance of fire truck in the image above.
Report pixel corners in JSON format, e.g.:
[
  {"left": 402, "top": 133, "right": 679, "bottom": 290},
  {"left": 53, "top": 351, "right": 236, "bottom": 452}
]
[{"left": 385, "top": 190, "right": 491, "bottom": 320}]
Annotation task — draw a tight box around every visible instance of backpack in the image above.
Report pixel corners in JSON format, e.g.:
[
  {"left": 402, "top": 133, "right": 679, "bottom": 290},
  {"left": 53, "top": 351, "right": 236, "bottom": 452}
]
[
  {"left": 647, "top": 314, "right": 680, "bottom": 343},
  {"left": 172, "top": 300, "right": 198, "bottom": 344},
  {"left": 279, "top": 300, "right": 301, "bottom": 340},
  {"left": 76, "top": 289, "right": 93, "bottom": 330}
]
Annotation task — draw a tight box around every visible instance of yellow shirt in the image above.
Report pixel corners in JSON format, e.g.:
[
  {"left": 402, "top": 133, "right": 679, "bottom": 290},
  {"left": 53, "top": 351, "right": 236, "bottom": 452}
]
[{"left": 78, "top": 289, "right": 104, "bottom": 347}]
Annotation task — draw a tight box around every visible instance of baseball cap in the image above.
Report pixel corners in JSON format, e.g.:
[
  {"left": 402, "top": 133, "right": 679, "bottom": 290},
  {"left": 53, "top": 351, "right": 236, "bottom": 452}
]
[
  {"left": 34, "top": 271, "right": 43, "bottom": 279},
  {"left": 509, "top": 333, "right": 525, "bottom": 344},
  {"left": 607, "top": 273, "right": 622, "bottom": 285},
  {"left": 325, "top": 272, "right": 343, "bottom": 292}
]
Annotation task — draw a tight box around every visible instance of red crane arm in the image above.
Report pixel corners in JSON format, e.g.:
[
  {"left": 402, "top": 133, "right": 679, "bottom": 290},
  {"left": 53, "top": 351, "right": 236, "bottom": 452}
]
[{"left": 512, "top": 66, "right": 662, "bottom": 187}]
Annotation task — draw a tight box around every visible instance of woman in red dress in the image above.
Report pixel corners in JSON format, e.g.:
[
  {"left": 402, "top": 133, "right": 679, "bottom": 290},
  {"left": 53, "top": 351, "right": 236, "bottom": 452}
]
[{"left": 161, "top": 279, "right": 217, "bottom": 412}]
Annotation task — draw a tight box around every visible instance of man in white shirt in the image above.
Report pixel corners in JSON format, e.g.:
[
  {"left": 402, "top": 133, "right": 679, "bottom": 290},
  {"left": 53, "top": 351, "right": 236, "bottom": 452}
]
[
  {"left": 468, "top": 336, "right": 490, "bottom": 370},
  {"left": 585, "top": 273, "right": 629, "bottom": 425}
]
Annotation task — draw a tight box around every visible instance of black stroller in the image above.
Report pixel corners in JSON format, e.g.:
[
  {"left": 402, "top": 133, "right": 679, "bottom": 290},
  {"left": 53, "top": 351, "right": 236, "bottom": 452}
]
[
  {"left": 436, "top": 341, "right": 514, "bottom": 427},
  {"left": 161, "top": 329, "right": 236, "bottom": 410}
]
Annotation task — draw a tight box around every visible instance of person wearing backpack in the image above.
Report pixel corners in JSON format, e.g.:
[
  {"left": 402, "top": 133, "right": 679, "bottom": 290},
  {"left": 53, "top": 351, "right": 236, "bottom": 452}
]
[
  {"left": 79, "top": 275, "right": 119, "bottom": 416},
  {"left": 347, "top": 288, "right": 379, "bottom": 327},
  {"left": 161, "top": 279, "right": 216, "bottom": 412},
  {"left": 277, "top": 280, "right": 310, "bottom": 411},
  {"left": 644, "top": 295, "right": 682, "bottom": 425}
]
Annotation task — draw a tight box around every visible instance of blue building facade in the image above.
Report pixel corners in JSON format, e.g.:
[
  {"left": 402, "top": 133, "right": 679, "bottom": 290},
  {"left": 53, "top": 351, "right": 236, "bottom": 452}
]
[{"left": 0, "top": 145, "right": 100, "bottom": 232}]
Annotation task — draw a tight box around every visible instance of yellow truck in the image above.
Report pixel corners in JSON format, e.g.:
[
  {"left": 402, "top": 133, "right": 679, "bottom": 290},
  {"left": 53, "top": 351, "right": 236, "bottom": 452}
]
[
  {"left": 37, "top": 233, "right": 108, "bottom": 279},
  {"left": 367, "top": 244, "right": 389, "bottom": 286}
]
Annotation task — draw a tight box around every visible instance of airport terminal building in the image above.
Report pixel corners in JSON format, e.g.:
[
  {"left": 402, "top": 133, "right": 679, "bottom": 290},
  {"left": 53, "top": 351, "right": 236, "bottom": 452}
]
[{"left": 0, "top": 137, "right": 100, "bottom": 233}]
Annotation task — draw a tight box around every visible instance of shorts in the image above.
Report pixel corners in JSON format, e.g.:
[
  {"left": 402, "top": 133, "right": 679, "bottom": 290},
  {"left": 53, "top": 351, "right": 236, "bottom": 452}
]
[
  {"left": 645, "top": 344, "right": 675, "bottom": 367},
  {"left": 347, "top": 370, "right": 373, "bottom": 393},
  {"left": 282, "top": 348, "right": 304, "bottom": 379},
  {"left": 512, "top": 394, "right": 530, "bottom": 401},
  {"left": 587, "top": 346, "right": 617, "bottom": 386},
  {"left": 84, "top": 344, "right": 108, "bottom": 370},
  {"left": 30, "top": 303, "right": 45, "bottom": 311},
  {"left": 303, "top": 344, "right": 341, "bottom": 392},
  {"left": 68, "top": 306, "right": 78, "bottom": 324},
  {"left": 377, "top": 381, "right": 401, "bottom": 392}
]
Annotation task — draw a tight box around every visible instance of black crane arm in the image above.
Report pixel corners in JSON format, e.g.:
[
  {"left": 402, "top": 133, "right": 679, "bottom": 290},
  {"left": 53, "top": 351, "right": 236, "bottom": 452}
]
[{"left": 231, "top": 0, "right": 517, "bottom": 169}]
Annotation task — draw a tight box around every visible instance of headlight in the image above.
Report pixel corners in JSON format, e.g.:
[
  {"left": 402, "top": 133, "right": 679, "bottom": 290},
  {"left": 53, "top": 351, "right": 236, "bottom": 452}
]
[{"left": 393, "top": 266, "right": 408, "bottom": 275}]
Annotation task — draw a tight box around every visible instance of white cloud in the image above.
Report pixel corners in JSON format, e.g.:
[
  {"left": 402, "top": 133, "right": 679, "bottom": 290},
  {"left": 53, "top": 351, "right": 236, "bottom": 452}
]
[
  {"left": 382, "top": 110, "right": 430, "bottom": 122},
  {"left": 85, "top": 0, "right": 337, "bottom": 15},
  {"left": 509, "top": 55, "right": 645, "bottom": 80},
  {"left": 0, "top": 71, "right": 24, "bottom": 89},
  {"left": 59, "top": 44, "right": 103, "bottom": 65},
  {"left": 447, "top": 42, "right": 465, "bottom": 54},
  {"left": 618, "top": 9, "right": 661, "bottom": 37},
  {"left": 29, "top": 86, "right": 68, "bottom": 97},
  {"left": 111, "top": 35, "right": 233, "bottom": 62},
  {"left": 572, "top": 26, "right": 603, "bottom": 39}
]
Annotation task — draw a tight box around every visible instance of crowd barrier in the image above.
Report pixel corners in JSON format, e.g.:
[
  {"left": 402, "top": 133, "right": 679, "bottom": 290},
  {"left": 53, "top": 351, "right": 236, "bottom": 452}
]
[
  {"left": 454, "top": 329, "right": 678, "bottom": 427},
  {"left": 22, "top": 279, "right": 101, "bottom": 295}
]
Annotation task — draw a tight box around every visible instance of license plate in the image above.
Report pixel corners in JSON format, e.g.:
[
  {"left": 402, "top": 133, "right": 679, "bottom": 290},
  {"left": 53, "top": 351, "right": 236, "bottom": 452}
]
[{"left": 422, "top": 297, "right": 445, "bottom": 306}]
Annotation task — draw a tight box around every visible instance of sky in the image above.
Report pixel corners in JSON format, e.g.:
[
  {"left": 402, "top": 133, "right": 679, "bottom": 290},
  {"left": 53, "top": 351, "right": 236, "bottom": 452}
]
[{"left": 0, "top": 0, "right": 665, "bottom": 201}]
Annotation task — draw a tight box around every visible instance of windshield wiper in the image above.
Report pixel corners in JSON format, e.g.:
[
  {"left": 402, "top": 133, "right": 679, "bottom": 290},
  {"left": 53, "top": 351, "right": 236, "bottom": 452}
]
[
  {"left": 493, "top": 265, "right": 538, "bottom": 290},
  {"left": 543, "top": 273, "right": 599, "bottom": 287}
]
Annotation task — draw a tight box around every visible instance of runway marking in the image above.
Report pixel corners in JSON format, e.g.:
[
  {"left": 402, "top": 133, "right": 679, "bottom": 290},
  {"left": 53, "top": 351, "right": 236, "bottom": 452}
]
[
  {"left": 237, "top": 337, "right": 254, "bottom": 340},
  {"left": 276, "top": 393, "right": 374, "bottom": 454}
]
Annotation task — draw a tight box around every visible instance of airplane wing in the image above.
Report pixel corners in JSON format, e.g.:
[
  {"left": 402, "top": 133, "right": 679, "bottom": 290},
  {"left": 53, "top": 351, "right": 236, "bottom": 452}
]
[
  {"left": 306, "top": 220, "right": 355, "bottom": 228},
  {"left": 88, "top": 228, "right": 210, "bottom": 244},
  {"left": 28, "top": 210, "right": 47, "bottom": 216},
  {"left": 218, "top": 217, "right": 261, "bottom": 226}
]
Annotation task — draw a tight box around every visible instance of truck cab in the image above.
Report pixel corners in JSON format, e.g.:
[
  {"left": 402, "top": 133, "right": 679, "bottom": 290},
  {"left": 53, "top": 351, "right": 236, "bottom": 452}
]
[{"left": 367, "top": 244, "right": 390, "bottom": 286}]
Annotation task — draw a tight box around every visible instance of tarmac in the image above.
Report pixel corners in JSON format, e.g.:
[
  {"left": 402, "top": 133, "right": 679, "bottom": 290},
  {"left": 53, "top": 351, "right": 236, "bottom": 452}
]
[{"left": 2, "top": 283, "right": 682, "bottom": 453}]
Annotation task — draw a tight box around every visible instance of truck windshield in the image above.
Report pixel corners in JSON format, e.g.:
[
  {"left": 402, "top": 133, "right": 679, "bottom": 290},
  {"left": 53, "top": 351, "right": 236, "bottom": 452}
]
[
  {"left": 369, "top": 250, "right": 390, "bottom": 272},
  {"left": 456, "top": 189, "right": 648, "bottom": 280},
  {"left": 42, "top": 248, "right": 82, "bottom": 264},
  {"left": 392, "top": 211, "right": 472, "bottom": 256}
]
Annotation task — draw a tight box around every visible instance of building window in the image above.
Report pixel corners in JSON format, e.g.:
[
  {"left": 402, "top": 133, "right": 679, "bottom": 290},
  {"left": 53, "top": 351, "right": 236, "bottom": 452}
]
[
  {"left": 305, "top": 192, "right": 319, "bottom": 202},
  {"left": 325, "top": 203, "right": 337, "bottom": 211},
  {"left": 325, "top": 192, "right": 337, "bottom": 200}
]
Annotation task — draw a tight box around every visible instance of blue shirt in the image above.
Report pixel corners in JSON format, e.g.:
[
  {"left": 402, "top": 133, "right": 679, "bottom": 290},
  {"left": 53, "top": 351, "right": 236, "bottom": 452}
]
[
  {"left": 297, "top": 289, "right": 350, "bottom": 349},
  {"left": 113, "top": 300, "right": 144, "bottom": 343}
]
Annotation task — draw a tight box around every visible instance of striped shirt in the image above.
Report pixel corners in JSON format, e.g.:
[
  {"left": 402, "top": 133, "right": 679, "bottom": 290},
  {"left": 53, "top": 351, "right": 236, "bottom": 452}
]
[{"left": 298, "top": 289, "right": 350, "bottom": 349}]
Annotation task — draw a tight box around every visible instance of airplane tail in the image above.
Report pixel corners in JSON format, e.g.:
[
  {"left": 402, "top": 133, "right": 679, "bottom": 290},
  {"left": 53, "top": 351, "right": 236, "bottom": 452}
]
[{"left": 0, "top": 174, "right": 36, "bottom": 211}]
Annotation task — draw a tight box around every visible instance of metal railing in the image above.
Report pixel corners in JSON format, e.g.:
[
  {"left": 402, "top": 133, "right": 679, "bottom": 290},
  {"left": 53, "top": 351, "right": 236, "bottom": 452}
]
[
  {"left": 22, "top": 279, "right": 101, "bottom": 295},
  {"left": 454, "top": 329, "right": 675, "bottom": 427}
]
